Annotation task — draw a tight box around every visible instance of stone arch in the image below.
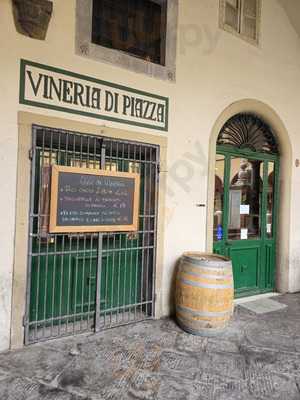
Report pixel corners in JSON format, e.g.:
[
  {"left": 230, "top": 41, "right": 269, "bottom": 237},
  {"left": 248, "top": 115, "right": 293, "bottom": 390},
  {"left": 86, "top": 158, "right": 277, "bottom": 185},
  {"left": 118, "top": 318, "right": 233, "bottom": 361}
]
[{"left": 206, "top": 99, "right": 292, "bottom": 293}]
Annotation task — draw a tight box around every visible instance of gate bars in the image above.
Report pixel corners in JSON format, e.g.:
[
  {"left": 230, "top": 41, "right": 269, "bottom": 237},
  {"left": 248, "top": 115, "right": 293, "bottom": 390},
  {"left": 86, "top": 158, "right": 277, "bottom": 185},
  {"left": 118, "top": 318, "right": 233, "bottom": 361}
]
[{"left": 24, "top": 125, "right": 160, "bottom": 344}]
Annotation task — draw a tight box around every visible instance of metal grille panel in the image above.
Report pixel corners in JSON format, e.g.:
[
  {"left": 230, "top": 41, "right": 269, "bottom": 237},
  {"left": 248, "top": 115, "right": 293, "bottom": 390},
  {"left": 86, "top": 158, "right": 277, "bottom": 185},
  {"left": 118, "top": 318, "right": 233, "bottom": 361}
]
[{"left": 24, "top": 125, "right": 159, "bottom": 344}]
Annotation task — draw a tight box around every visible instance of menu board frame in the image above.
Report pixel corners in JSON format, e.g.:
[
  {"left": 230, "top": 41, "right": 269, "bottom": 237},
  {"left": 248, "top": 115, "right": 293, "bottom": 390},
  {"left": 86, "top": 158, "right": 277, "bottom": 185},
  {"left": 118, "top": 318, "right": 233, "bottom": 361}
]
[{"left": 49, "top": 165, "right": 140, "bottom": 233}]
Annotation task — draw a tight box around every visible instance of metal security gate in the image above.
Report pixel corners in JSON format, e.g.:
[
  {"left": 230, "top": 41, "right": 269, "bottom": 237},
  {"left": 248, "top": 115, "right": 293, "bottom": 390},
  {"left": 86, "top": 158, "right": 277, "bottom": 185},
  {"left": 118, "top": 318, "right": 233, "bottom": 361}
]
[{"left": 24, "top": 125, "right": 159, "bottom": 344}]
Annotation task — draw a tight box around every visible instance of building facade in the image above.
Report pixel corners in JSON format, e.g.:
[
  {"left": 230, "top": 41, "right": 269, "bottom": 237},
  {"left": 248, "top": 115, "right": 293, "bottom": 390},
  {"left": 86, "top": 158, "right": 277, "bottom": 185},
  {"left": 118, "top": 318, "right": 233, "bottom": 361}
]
[{"left": 1, "top": 0, "right": 300, "bottom": 351}]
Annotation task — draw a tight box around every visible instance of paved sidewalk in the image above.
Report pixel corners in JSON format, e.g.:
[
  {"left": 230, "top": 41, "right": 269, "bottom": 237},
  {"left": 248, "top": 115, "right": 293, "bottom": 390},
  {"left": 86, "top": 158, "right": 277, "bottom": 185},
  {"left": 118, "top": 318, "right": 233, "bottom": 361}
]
[{"left": 1, "top": 294, "right": 300, "bottom": 399}]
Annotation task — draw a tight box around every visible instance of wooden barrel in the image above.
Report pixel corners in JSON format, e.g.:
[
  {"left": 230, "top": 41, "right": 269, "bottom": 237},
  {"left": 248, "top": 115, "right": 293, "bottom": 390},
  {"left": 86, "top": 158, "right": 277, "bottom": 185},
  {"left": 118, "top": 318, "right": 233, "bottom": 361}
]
[{"left": 175, "top": 252, "right": 234, "bottom": 336}]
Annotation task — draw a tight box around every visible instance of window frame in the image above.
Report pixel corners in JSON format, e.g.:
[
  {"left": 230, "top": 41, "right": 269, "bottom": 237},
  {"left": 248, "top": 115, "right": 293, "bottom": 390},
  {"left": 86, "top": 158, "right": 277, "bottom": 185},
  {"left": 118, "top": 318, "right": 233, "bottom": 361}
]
[
  {"left": 219, "top": 0, "right": 261, "bottom": 46},
  {"left": 76, "top": 0, "right": 178, "bottom": 82},
  {"left": 91, "top": 0, "right": 167, "bottom": 66}
]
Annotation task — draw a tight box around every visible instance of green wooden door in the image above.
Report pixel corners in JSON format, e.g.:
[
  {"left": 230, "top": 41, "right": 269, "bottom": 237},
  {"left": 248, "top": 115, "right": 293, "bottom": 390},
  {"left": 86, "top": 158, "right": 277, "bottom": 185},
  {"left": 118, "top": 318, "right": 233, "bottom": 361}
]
[
  {"left": 29, "top": 236, "right": 142, "bottom": 325},
  {"left": 213, "top": 147, "right": 279, "bottom": 297}
]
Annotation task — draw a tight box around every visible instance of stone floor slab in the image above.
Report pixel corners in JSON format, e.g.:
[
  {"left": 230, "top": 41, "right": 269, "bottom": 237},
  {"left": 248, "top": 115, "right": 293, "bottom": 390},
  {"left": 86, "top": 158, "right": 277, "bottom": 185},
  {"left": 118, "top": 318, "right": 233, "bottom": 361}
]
[
  {"left": 240, "top": 298, "right": 287, "bottom": 314},
  {"left": 0, "top": 376, "right": 86, "bottom": 400},
  {"left": 0, "top": 346, "right": 73, "bottom": 383},
  {"left": 1, "top": 293, "right": 300, "bottom": 399}
]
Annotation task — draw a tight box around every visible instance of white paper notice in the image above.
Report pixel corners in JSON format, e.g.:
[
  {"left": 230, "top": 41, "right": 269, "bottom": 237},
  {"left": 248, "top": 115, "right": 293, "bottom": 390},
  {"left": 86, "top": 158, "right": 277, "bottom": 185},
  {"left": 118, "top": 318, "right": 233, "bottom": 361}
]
[
  {"left": 267, "top": 224, "right": 272, "bottom": 234},
  {"left": 241, "top": 229, "right": 248, "bottom": 240},
  {"left": 240, "top": 205, "right": 250, "bottom": 215}
]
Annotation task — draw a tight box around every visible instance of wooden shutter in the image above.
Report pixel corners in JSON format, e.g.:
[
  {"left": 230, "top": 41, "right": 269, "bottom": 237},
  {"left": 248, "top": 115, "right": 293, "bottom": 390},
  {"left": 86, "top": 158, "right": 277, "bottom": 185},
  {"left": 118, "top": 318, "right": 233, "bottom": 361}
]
[
  {"left": 241, "top": 0, "right": 258, "bottom": 41},
  {"left": 224, "top": 0, "right": 240, "bottom": 32}
]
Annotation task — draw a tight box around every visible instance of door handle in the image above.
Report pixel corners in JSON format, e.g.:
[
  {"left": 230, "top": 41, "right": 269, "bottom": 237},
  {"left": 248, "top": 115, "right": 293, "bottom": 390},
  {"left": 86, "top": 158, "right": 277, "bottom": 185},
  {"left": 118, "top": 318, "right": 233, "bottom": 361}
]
[
  {"left": 87, "top": 276, "right": 96, "bottom": 285},
  {"left": 241, "top": 265, "right": 248, "bottom": 273}
]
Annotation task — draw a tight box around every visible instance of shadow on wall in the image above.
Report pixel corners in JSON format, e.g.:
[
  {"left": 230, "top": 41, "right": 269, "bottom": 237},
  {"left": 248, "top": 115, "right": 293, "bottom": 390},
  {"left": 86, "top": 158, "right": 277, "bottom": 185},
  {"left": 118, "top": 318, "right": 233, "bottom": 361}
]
[{"left": 168, "top": 259, "right": 181, "bottom": 316}]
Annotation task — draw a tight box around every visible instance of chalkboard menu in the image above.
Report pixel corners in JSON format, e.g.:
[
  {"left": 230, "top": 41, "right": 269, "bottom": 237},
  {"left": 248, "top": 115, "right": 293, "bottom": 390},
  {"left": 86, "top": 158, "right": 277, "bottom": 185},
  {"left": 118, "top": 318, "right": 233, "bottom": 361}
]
[{"left": 49, "top": 165, "right": 140, "bottom": 233}]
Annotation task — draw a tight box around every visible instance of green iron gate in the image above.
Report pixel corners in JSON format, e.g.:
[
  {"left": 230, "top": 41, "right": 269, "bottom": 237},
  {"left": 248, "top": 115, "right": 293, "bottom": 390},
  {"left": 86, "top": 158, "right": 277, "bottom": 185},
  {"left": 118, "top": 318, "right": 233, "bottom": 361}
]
[{"left": 24, "top": 125, "right": 159, "bottom": 344}]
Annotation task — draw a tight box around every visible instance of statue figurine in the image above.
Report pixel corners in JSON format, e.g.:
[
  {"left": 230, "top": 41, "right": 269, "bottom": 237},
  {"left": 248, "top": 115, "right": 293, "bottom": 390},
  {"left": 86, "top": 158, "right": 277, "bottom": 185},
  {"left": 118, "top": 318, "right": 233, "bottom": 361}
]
[
  {"left": 12, "top": 0, "right": 53, "bottom": 40},
  {"left": 235, "top": 159, "right": 251, "bottom": 187}
]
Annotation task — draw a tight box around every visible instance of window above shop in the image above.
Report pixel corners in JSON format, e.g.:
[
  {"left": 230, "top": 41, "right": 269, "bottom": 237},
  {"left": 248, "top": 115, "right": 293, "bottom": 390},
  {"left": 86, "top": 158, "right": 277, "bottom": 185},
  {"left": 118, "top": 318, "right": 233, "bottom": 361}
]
[
  {"left": 91, "top": 0, "right": 167, "bottom": 66},
  {"left": 219, "top": 0, "right": 261, "bottom": 45},
  {"left": 76, "top": 0, "right": 178, "bottom": 81}
]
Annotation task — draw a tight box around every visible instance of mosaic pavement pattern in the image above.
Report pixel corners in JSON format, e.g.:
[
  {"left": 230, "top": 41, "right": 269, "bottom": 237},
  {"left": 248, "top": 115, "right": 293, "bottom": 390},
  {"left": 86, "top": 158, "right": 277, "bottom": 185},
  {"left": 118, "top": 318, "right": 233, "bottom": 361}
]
[{"left": 1, "top": 294, "right": 300, "bottom": 399}]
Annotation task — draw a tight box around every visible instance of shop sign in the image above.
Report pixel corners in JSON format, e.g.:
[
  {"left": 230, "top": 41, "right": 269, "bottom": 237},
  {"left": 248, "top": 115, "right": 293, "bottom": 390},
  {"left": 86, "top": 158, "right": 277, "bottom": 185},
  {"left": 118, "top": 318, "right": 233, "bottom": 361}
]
[
  {"left": 49, "top": 165, "right": 140, "bottom": 233},
  {"left": 19, "top": 59, "right": 169, "bottom": 131}
]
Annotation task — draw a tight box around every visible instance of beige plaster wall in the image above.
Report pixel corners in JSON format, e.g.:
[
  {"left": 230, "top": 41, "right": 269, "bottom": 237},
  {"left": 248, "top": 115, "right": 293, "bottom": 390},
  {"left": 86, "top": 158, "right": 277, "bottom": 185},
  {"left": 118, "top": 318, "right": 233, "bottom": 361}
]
[
  {"left": 161, "top": 0, "right": 300, "bottom": 315},
  {"left": 1, "top": 0, "right": 300, "bottom": 350}
]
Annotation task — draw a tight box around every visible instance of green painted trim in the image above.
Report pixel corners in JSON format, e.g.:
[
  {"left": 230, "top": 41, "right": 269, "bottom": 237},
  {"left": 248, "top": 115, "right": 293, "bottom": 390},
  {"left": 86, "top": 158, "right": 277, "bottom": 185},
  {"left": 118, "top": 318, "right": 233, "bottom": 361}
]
[
  {"left": 19, "top": 59, "right": 26, "bottom": 105},
  {"left": 19, "top": 59, "right": 169, "bottom": 132},
  {"left": 259, "top": 160, "right": 268, "bottom": 289},
  {"left": 261, "top": 160, "right": 268, "bottom": 239},
  {"left": 20, "top": 98, "right": 167, "bottom": 132},
  {"left": 21, "top": 59, "right": 168, "bottom": 101},
  {"left": 165, "top": 97, "right": 169, "bottom": 132},
  {"left": 216, "top": 145, "right": 278, "bottom": 161},
  {"left": 223, "top": 155, "right": 231, "bottom": 242},
  {"left": 272, "top": 159, "right": 280, "bottom": 288},
  {"left": 234, "top": 288, "right": 274, "bottom": 298}
]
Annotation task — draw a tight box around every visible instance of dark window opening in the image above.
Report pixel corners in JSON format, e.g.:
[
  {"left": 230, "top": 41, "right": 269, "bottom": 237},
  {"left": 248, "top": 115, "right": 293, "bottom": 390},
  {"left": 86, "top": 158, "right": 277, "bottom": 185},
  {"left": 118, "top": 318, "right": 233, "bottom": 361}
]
[{"left": 92, "top": 0, "right": 167, "bottom": 66}]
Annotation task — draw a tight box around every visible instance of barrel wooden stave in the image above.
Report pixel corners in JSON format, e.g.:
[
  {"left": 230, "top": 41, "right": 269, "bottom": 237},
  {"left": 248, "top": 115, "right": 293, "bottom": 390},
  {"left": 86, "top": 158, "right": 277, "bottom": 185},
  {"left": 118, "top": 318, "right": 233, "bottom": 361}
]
[{"left": 175, "top": 252, "right": 234, "bottom": 336}]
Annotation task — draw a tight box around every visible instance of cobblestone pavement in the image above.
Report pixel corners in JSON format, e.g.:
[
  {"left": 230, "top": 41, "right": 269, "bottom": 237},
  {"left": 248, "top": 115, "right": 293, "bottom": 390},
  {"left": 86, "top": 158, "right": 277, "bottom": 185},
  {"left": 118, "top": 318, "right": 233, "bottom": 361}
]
[{"left": 1, "top": 294, "right": 300, "bottom": 399}]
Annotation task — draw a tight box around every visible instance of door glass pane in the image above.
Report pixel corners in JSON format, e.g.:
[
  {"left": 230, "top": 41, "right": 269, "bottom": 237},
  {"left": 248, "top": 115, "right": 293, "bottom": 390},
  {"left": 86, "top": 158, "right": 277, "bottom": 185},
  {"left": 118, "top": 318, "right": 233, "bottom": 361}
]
[
  {"left": 228, "top": 157, "right": 263, "bottom": 240},
  {"left": 266, "top": 162, "right": 275, "bottom": 238},
  {"left": 214, "top": 155, "right": 225, "bottom": 241}
]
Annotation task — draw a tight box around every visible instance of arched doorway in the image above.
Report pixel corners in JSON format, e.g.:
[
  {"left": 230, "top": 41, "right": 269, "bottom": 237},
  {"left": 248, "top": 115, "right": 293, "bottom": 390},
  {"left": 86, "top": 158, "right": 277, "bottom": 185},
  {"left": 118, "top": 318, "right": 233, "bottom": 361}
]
[{"left": 213, "top": 113, "right": 280, "bottom": 297}]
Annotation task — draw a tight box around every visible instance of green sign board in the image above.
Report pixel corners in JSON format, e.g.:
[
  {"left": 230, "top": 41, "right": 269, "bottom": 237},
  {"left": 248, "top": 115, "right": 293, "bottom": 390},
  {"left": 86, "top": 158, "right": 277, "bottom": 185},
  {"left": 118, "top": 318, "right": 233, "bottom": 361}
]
[{"left": 19, "top": 59, "right": 169, "bottom": 131}]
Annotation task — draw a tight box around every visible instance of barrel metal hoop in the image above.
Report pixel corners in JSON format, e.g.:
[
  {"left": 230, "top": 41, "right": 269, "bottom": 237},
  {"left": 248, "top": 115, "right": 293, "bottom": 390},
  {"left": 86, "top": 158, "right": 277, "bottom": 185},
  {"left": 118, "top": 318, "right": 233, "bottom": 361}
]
[
  {"left": 182, "top": 255, "right": 232, "bottom": 269},
  {"left": 181, "top": 264, "right": 232, "bottom": 276},
  {"left": 176, "top": 318, "right": 226, "bottom": 337},
  {"left": 180, "top": 270, "right": 233, "bottom": 281},
  {"left": 176, "top": 305, "right": 232, "bottom": 318},
  {"left": 180, "top": 278, "right": 233, "bottom": 290}
]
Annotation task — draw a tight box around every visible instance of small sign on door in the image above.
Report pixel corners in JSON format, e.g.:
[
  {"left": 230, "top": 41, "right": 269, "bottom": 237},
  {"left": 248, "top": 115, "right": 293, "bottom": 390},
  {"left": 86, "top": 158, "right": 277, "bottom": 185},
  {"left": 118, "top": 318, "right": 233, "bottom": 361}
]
[
  {"left": 240, "top": 204, "right": 250, "bottom": 215},
  {"left": 241, "top": 228, "right": 248, "bottom": 240}
]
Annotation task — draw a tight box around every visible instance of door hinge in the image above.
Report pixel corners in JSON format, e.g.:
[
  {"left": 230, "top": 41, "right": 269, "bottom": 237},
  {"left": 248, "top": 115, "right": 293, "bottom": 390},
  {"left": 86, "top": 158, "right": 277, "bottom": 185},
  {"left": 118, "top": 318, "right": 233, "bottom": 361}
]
[
  {"left": 156, "top": 164, "right": 160, "bottom": 174},
  {"left": 28, "top": 148, "right": 33, "bottom": 161}
]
